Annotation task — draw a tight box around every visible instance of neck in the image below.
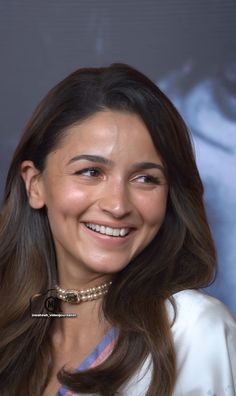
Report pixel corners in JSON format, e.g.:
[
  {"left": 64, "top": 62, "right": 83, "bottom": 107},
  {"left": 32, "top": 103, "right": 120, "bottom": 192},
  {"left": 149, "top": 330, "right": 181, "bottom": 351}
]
[
  {"left": 56, "top": 260, "right": 113, "bottom": 291},
  {"left": 52, "top": 276, "right": 113, "bottom": 342},
  {"left": 52, "top": 295, "right": 111, "bottom": 350}
]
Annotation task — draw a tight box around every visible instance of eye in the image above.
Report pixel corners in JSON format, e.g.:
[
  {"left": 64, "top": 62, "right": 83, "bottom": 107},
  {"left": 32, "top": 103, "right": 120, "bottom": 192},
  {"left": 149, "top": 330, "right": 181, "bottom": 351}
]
[
  {"left": 74, "top": 167, "right": 102, "bottom": 177},
  {"left": 132, "top": 175, "right": 162, "bottom": 185}
]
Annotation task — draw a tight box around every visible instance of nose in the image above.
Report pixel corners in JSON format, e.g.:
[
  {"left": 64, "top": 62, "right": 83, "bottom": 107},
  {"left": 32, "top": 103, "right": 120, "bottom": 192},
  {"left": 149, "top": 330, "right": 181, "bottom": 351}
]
[{"left": 98, "top": 178, "right": 132, "bottom": 218}]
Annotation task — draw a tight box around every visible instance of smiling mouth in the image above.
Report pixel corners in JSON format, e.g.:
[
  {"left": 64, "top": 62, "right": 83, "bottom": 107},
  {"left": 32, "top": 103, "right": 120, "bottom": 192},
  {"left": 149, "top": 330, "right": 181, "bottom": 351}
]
[{"left": 85, "top": 223, "right": 130, "bottom": 237}]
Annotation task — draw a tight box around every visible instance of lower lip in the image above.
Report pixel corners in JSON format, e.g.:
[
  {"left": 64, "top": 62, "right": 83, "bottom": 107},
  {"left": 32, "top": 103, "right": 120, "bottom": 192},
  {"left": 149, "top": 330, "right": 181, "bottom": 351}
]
[{"left": 81, "top": 223, "right": 135, "bottom": 246}]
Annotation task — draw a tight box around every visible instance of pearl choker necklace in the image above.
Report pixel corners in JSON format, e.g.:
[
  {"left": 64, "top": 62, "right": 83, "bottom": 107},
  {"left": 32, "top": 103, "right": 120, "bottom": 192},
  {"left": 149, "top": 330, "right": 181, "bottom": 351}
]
[{"left": 55, "top": 281, "right": 112, "bottom": 304}]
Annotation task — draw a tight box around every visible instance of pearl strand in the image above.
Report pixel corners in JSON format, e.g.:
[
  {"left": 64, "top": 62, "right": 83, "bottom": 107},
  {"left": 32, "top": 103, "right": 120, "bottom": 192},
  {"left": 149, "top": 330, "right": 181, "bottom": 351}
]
[{"left": 55, "top": 281, "right": 112, "bottom": 304}]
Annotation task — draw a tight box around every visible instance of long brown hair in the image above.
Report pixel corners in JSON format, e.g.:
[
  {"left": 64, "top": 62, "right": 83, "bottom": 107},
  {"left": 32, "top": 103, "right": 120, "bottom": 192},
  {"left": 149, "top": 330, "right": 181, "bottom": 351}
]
[{"left": 0, "top": 64, "right": 216, "bottom": 396}]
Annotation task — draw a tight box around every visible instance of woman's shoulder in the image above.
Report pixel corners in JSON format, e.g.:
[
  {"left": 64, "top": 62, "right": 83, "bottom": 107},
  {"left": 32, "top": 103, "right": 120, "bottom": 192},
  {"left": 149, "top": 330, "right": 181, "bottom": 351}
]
[
  {"left": 119, "top": 290, "right": 236, "bottom": 396},
  {"left": 169, "top": 289, "right": 236, "bottom": 333},
  {"left": 169, "top": 289, "right": 236, "bottom": 395},
  {"left": 168, "top": 289, "right": 236, "bottom": 352}
]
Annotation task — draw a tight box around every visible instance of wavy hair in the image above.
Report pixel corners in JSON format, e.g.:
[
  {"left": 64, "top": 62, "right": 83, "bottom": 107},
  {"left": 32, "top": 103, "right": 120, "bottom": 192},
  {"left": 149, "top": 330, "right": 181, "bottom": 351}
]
[{"left": 0, "top": 64, "right": 216, "bottom": 396}]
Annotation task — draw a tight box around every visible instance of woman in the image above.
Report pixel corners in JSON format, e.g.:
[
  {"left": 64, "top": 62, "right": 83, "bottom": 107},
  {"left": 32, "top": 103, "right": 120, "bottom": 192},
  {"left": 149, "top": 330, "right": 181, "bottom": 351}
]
[{"left": 0, "top": 64, "right": 235, "bottom": 396}]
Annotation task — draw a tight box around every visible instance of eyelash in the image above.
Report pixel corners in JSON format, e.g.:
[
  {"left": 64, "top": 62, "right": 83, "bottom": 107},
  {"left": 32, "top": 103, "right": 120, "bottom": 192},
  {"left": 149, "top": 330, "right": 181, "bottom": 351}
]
[
  {"left": 74, "top": 167, "right": 101, "bottom": 177},
  {"left": 74, "top": 167, "right": 162, "bottom": 185},
  {"left": 134, "top": 175, "right": 161, "bottom": 185}
]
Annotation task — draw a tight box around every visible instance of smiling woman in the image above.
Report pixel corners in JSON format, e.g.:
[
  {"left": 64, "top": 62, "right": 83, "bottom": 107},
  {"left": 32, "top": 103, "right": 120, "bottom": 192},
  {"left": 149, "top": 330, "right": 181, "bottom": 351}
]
[{"left": 0, "top": 64, "right": 235, "bottom": 396}]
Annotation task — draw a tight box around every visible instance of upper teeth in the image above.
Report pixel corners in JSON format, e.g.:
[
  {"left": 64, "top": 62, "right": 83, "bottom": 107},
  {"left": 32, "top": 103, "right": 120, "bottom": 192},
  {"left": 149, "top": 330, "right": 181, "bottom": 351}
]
[{"left": 85, "top": 223, "right": 130, "bottom": 237}]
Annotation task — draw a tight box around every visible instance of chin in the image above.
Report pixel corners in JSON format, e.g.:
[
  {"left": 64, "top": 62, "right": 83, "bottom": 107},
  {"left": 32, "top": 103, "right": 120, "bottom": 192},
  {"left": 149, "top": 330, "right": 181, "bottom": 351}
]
[{"left": 86, "top": 258, "right": 130, "bottom": 275}]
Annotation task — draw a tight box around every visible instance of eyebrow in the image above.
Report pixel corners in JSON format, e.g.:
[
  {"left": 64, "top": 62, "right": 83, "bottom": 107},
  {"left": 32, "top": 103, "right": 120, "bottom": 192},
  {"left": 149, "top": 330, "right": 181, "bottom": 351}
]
[
  {"left": 130, "top": 162, "right": 165, "bottom": 173},
  {"left": 67, "top": 154, "right": 165, "bottom": 173},
  {"left": 67, "top": 154, "right": 113, "bottom": 166}
]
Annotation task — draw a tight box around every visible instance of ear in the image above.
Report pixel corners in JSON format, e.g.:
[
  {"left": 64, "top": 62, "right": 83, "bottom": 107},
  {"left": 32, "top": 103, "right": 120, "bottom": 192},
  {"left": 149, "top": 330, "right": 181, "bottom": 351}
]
[{"left": 21, "top": 161, "right": 45, "bottom": 209}]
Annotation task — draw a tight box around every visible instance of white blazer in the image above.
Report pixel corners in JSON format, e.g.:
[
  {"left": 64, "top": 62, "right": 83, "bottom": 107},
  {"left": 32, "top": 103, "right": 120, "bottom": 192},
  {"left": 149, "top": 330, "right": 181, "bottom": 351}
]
[{"left": 120, "top": 290, "right": 236, "bottom": 396}]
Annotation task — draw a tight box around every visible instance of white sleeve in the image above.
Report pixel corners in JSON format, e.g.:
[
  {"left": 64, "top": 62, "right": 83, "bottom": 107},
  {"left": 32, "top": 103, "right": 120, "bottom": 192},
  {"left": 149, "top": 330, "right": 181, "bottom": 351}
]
[{"left": 172, "top": 290, "right": 236, "bottom": 396}]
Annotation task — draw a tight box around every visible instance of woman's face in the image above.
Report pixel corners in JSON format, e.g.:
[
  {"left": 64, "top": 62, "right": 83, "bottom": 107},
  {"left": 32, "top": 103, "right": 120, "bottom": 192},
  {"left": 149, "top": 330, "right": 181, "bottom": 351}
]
[{"left": 31, "top": 110, "right": 168, "bottom": 282}]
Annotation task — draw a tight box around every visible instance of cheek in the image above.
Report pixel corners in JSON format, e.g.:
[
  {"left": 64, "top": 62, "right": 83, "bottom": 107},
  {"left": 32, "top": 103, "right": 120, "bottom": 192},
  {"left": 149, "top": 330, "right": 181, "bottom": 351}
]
[
  {"left": 136, "top": 190, "right": 168, "bottom": 226},
  {"left": 46, "top": 186, "right": 91, "bottom": 217}
]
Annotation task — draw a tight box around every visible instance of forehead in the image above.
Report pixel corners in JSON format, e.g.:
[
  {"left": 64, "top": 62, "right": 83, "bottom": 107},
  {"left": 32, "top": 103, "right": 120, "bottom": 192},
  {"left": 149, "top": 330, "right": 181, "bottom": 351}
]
[{"left": 48, "top": 110, "right": 162, "bottom": 165}]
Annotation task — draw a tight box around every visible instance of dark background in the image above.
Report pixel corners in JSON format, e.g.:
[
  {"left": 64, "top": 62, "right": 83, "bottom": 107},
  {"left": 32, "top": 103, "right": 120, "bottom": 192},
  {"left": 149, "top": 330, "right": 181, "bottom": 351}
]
[{"left": 1, "top": 1, "right": 235, "bottom": 315}]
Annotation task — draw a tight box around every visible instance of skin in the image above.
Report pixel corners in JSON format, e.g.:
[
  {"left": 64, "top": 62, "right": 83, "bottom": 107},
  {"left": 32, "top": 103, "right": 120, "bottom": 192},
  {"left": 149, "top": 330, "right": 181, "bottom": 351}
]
[{"left": 21, "top": 110, "right": 168, "bottom": 395}]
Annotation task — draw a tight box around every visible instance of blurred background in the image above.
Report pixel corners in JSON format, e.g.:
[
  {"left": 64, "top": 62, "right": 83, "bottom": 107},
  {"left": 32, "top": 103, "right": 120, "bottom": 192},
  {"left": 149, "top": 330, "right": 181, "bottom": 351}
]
[{"left": 0, "top": 0, "right": 235, "bottom": 315}]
